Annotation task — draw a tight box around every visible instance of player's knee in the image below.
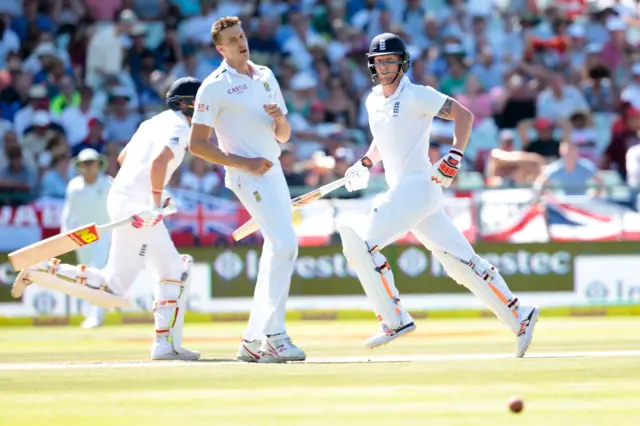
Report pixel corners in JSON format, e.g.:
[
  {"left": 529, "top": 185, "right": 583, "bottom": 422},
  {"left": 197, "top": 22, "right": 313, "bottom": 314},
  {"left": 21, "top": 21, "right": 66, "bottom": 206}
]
[{"left": 270, "top": 233, "right": 298, "bottom": 260}]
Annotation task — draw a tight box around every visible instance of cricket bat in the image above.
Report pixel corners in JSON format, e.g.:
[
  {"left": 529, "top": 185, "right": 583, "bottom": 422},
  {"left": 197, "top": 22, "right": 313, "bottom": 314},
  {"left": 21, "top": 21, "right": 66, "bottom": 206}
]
[
  {"left": 232, "top": 177, "right": 346, "bottom": 242},
  {"left": 8, "top": 204, "right": 177, "bottom": 271}
]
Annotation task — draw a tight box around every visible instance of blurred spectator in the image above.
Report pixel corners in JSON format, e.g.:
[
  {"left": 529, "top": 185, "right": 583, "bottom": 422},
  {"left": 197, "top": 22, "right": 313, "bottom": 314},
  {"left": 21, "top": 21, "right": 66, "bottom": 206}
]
[
  {"left": 582, "top": 63, "right": 616, "bottom": 113},
  {"left": 440, "top": 57, "right": 468, "bottom": 97},
  {"left": 11, "top": 0, "right": 55, "bottom": 42},
  {"left": 127, "top": 23, "right": 153, "bottom": 79},
  {"left": 41, "top": 153, "right": 71, "bottom": 198},
  {"left": 84, "top": 0, "right": 124, "bottom": 22},
  {"left": 13, "top": 84, "right": 49, "bottom": 136},
  {"left": 0, "top": 105, "right": 12, "bottom": 141},
  {"left": 85, "top": 9, "right": 136, "bottom": 91},
  {"left": 0, "top": 146, "right": 38, "bottom": 203},
  {"left": 494, "top": 73, "right": 537, "bottom": 129},
  {"left": 0, "top": 14, "right": 20, "bottom": 69},
  {"left": 58, "top": 86, "right": 98, "bottom": 147},
  {"left": 519, "top": 118, "right": 564, "bottom": 161},
  {"left": 455, "top": 75, "right": 498, "bottom": 128},
  {"left": 600, "top": 16, "right": 630, "bottom": 83},
  {"left": 0, "top": 130, "right": 37, "bottom": 172},
  {"left": 533, "top": 141, "right": 601, "bottom": 196},
  {"left": 179, "top": 155, "right": 222, "bottom": 194},
  {"left": 104, "top": 142, "right": 121, "bottom": 177},
  {"left": 104, "top": 88, "right": 141, "bottom": 144},
  {"left": 280, "top": 147, "right": 306, "bottom": 186},
  {"left": 568, "top": 110, "right": 598, "bottom": 161},
  {"left": 21, "top": 110, "right": 65, "bottom": 158},
  {"left": 248, "top": 17, "right": 280, "bottom": 66},
  {"left": 169, "top": 43, "right": 214, "bottom": 81},
  {"left": 602, "top": 107, "right": 640, "bottom": 179},
  {"left": 470, "top": 46, "right": 506, "bottom": 91},
  {"left": 620, "top": 63, "right": 640, "bottom": 110},
  {"left": 485, "top": 130, "right": 545, "bottom": 188},
  {"left": 154, "top": 24, "right": 182, "bottom": 72},
  {"left": 536, "top": 71, "right": 589, "bottom": 121},
  {"left": 50, "top": 75, "right": 79, "bottom": 115},
  {"left": 291, "top": 100, "right": 344, "bottom": 160},
  {"left": 73, "top": 117, "right": 107, "bottom": 156},
  {"left": 282, "top": 10, "right": 326, "bottom": 72},
  {"left": 324, "top": 77, "right": 357, "bottom": 129}
]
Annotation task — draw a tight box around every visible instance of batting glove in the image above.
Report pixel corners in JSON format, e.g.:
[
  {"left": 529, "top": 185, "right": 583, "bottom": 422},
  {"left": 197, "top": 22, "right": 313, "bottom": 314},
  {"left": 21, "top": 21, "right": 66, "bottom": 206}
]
[
  {"left": 131, "top": 206, "right": 165, "bottom": 228},
  {"left": 345, "top": 156, "right": 373, "bottom": 192},
  {"left": 431, "top": 149, "right": 463, "bottom": 188}
]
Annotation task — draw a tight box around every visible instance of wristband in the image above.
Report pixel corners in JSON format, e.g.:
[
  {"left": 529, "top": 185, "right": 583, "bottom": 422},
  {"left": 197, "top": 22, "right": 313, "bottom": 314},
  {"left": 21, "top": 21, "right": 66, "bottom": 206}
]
[
  {"left": 449, "top": 149, "right": 464, "bottom": 158},
  {"left": 361, "top": 156, "right": 373, "bottom": 169},
  {"left": 151, "top": 189, "right": 163, "bottom": 194}
]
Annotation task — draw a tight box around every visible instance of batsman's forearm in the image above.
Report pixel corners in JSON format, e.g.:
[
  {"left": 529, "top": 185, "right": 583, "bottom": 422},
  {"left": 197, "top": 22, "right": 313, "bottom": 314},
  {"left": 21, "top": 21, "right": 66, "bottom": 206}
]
[
  {"left": 189, "top": 139, "right": 248, "bottom": 169},
  {"left": 452, "top": 112, "right": 474, "bottom": 153},
  {"left": 274, "top": 119, "right": 291, "bottom": 143},
  {"left": 365, "top": 140, "right": 381, "bottom": 165},
  {"left": 150, "top": 159, "right": 168, "bottom": 207}
]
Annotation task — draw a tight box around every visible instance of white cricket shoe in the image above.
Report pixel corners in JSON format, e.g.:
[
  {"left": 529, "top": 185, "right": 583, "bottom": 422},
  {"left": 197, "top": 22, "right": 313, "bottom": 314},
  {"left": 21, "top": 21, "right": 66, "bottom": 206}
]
[
  {"left": 81, "top": 316, "right": 103, "bottom": 329},
  {"left": 236, "top": 339, "right": 262, "bottom": 363},
  {"left": 151, "top": 340, "right": 201, "bottom": 361},
  {"left": 365, "top": 321, "right": 417, "bottom": 349},
  {"left": 515, "top": 305, "right": 540, "bottom": 358},
  {"left": 259, "top": 333, "right": 306, "bottom": 363}
]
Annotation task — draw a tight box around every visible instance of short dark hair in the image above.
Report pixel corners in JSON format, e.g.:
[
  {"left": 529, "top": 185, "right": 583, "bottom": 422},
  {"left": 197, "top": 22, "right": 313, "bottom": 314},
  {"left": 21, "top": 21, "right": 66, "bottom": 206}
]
[{"left": 211, "top": 16, "right": 242, "bottom": 45}]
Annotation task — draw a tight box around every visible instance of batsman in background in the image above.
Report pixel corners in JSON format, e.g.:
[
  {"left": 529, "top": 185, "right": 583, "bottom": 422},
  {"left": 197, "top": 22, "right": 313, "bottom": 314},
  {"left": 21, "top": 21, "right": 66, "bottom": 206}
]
[
  {"left": 340, "top": 33, "right": 540, "bottom": 357},
  {"left": 61, "top": 148, "right": 112, "bottom": 329},
  {"left": 12, "top": 77, "right": 219, "bottom": 360},
  {"left": 189, "top": 16, "right": 305, "bottom": 363}
]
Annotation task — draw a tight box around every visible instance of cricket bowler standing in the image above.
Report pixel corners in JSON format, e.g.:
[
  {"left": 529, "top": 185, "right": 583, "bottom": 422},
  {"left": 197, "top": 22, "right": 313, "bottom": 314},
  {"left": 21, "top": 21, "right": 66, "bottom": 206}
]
[
  {"left": 188, "top": 16, "right": 305, "bottom": 363},
  {"left": 339, "top": 33, "right": 540, "bottom": 357},
  {"left": 61, "top": 148, "right": 112, "bottom": 329},
  {"left": 12, "top": 77, "right": 226, "bottom": 361}
]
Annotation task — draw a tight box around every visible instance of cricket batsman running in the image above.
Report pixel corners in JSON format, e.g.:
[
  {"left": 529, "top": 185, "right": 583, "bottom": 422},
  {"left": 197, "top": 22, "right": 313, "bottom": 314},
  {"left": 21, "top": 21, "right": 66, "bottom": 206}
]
[
  {"left": 339, "top": 33, "right": 540, "bottom": 357},
  {"left": 12, "top": 77, "right": 229, "bottom": 361}
]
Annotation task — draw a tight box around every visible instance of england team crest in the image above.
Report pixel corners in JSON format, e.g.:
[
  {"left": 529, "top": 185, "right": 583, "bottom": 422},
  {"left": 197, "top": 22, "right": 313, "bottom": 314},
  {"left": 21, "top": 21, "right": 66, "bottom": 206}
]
[{"left": 263, "top": 82, "right": 271, "bottom": 92}]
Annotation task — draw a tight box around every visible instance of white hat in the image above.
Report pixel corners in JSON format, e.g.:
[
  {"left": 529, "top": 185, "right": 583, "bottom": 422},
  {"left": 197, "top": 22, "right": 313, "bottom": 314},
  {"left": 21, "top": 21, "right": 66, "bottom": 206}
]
[
  {"left": 586, "top": 43, "right": 603, "bottom": 54},
  {"left": 443, "top": 43, "right": 464, "bottom": 55},
  {"left": 74, "top": 148, "right": 108, "bottom": 173},
  {"left": 34, "top": 42, "right": 58, "bottom": 57},
  {"left": 31, "top": 110, "right": 51, "bottom": 127},
  {"left": 606, "top": 16, "right": 627, "bottom": 31},
  {"left": 28, "top": 84, "right": 47, "bottom": 99},
  {"left": 290, "top": 72, "right": 317, "bottom": 91}
]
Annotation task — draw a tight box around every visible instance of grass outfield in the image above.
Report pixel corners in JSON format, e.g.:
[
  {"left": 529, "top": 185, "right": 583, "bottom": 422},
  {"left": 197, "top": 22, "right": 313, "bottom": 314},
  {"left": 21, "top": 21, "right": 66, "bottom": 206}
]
[{"left": 1, "top": 317, "right": 639, "bottom": 425}]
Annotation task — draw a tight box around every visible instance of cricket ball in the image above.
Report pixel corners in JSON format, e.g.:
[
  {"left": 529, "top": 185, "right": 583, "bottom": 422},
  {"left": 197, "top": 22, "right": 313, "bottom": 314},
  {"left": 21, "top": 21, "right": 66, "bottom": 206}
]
[{"left": 508, "top": 397, "right": 524, "bottom": 413}]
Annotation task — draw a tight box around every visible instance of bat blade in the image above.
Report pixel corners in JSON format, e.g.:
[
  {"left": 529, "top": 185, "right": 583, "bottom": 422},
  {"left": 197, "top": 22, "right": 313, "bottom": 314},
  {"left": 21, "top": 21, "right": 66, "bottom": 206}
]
[{"left": 8, "top": 223, "right": 101, "bottom": 271}]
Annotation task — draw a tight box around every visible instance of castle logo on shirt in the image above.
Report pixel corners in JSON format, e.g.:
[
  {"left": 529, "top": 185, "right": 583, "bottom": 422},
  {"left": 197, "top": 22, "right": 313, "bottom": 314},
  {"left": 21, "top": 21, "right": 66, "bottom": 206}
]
[
  {"left": 253, "top": 191, "right": 262, "bottom": 202},
  {"left": 228, "top": 84, "right": 249, "bottom": 95},
  {"left": 392, "top": 101, "right": 400, "bottom": 117},
  {"left": 263, "top": 82, "right": 271, "bottom": 92}
]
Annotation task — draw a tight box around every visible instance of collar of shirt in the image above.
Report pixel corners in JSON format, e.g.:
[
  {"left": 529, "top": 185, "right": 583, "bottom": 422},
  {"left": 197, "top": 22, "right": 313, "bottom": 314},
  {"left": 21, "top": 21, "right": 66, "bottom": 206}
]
[
  {"left": 221, "top": 59, "right": 261, "bottom": 80},
  {"left": 372, "top": 75, "right": 409, "bottom": 102}
]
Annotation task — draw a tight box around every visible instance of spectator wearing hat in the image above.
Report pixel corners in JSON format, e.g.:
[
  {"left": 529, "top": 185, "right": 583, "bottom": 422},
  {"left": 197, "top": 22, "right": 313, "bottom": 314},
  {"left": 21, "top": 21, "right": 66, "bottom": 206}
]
[
  {"left": 600, "top": 16, "right": 630, "bottom": 81},
  {"left": 85, "top": 9, "right": 137, "bottom": 91},
  {"left": 41, "top": 152, "right": 71, "bottom": 198},
  {"left": 104, "top": 87, "right": 141, "bottom": 144},
  {"left": 73, "top": 117, "right": 106, "bottom": 156},
  {"left": 23, "top": 38, "right": 72, "bottom": 78},
  {"left": 21, "top": 110, "right": 65, "bottom": 157},
  {"left": 61, "top": 147, "right": 112, "bottom": 328},
  {"left": 13, "top": 84, "right": 49, "bottom": 136}
]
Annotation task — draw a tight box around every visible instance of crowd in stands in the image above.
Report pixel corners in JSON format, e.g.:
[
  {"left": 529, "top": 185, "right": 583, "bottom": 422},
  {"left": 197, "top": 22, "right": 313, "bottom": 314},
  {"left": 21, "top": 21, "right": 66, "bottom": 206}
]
[{"left": 1, "top": 0, "right": 640, "bottom": 206}]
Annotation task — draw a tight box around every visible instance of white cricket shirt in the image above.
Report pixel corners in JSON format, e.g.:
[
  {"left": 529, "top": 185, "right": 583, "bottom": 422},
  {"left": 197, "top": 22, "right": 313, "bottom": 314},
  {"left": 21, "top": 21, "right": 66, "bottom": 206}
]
[
  {"left": 111, "top": 109, "right": 190, "bottom": 200},
  {"left": 61, "top": 174, "right": 112, "bottom": 232},
  {"left": 191, "top": 60, "right": 287, "bottom": 165},
  {"left": 366, "top": 76, "right": 447, "bottom": 187}
]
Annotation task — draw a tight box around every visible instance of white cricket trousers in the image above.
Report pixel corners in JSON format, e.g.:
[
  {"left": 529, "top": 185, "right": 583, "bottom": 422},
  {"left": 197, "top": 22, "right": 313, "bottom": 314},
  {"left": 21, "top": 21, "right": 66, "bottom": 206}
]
[
  {"left": 101, "top": 192, "right": 185, "bottom": 295},
  {"left": 226, "top": 164, "right": 298, "bottom": 341}
]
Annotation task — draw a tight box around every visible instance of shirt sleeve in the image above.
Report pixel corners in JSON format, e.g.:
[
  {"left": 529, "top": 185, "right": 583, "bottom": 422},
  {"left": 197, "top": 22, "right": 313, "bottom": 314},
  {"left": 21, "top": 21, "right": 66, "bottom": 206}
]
[
  {"left": 270, "top": 72, "right": 288, "bottom": 115},
  {"left": 415, "top": 85, "right": 448, "bottom": 116},
  {"left": 164, "top": 123, "right": 190, "bottom": 158},
  {"left": 192, "top": 80, "right": 219, "bottom": 127}
]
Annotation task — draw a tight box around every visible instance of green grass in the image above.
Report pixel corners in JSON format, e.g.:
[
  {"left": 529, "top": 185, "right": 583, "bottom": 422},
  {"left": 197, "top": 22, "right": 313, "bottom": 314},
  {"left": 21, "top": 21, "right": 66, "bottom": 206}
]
[{"left": 1, "top": 317, "right": 639, "bottom": 425}]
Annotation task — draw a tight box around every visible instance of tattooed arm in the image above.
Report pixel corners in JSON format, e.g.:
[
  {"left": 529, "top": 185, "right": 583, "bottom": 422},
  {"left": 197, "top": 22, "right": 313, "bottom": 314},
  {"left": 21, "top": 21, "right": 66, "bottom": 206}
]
[{"left": 436, "top": 97, "right": 474, "bottom": 153}]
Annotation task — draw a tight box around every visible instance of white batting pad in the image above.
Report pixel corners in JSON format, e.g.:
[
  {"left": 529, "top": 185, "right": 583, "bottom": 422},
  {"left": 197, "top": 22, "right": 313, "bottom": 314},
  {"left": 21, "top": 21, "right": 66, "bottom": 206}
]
[
  {"left": 433, "top": 252, "right": 520, "bottom": 333},
  {"left": 29, "top": 270, "right": 132, "bottom": 309},
  {"left": 339, "top": 226, "right": 402, "bottom": 329}
]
